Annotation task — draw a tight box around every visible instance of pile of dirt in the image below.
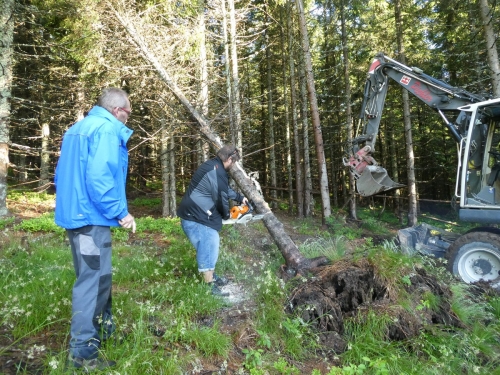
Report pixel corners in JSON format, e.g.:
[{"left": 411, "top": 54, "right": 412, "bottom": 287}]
[{"left": 286, "top": 258, "right": 463, "bottom": 355}]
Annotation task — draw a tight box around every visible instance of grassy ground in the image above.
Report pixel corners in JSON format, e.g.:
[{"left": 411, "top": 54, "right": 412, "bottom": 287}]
[{"left": 0, "top": 192, "right": 499, "bottom": 374}]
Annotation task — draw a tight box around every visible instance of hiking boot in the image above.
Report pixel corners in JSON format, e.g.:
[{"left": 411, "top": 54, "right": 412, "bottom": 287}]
[
  {"left": 66, "top": 354, "right": 116, "bottom": 371},
  {"left": 213, "top": 273, "right": 229, "bottom": 287},
  {"left": 210, "top": 282, "right": 229, "bottom": 297}
]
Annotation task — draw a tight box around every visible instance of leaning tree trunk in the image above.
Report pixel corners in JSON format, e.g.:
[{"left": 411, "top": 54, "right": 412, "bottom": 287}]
[
  {"left": 0, "top": 0, "right": 14, "bottom": 216},
  {"left": 228, "top": 0, "right": 243, "bottom": 161},
  {"left": 479, "top": 0, "right": 500, "bottom": 97},
  {"left": 110, "top": 4, "right": 328, "bottom": 272}
]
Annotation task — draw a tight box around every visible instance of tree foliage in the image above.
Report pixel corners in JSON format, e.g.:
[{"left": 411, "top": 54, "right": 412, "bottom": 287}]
[{"left": 4, "top": 0, "right": 500, "bottom": 222}]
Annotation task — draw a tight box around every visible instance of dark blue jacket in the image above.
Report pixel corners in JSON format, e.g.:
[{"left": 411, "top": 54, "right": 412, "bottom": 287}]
[
  {"left": 54, "top": 106, "right": 133, "bottom": 229},
  {"left": 177, "top": 157, "right": 244, "bottom": 231}
]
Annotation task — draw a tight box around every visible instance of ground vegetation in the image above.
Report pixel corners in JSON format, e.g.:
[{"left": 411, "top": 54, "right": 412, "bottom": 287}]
[{"left": 0, "top": 193, "right": 499, "bottom": 374}]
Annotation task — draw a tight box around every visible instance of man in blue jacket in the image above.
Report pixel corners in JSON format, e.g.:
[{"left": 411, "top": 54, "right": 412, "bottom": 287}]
[
  {"left": 177, "top": 144, "right": 247, "bottom": 296},
  {"left": 55, "top": 87, "right": 136, "bottom": 370}
]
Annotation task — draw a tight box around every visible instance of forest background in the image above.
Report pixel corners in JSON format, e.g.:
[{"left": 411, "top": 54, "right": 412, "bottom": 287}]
[
  {"left": 1, "top": 0, "right": 499, "bottom": 221},
  {"left": 1, "top": 1, "right": 500, "bottom": 374}
]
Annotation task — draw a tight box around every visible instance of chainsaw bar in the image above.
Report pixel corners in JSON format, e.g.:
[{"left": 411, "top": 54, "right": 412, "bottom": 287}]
[{"left": 222, "top": 213, "right": 265, "bottom": 225}]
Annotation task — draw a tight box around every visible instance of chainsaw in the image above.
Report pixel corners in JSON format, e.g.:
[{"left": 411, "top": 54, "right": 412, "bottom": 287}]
[{"left": 222, "top": 201, "right": 264, "bottom": 225}]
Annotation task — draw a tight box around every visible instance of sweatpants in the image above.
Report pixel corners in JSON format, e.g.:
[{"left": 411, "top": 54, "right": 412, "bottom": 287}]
[{"left": 66, "top": 225, "right": 115, "bottom": 359}]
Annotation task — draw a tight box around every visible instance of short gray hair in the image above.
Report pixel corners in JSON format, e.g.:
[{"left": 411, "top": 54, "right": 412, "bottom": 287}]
[
  {"left": 217, "top": 144, "right": 240, "bottom": 162},
  {"left": 97, "top": 87, "right": 129, "bottom": 113}
]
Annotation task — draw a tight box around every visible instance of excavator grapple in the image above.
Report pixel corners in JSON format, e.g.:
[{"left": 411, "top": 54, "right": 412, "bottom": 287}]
[
  {"left": 356, "top": 166, "right": 405, "bottom": 197},
  {"left": 343, "top": 144, "right": 404, "bottom": 196}
]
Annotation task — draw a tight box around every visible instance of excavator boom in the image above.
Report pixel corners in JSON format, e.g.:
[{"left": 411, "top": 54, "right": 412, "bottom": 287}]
[{"left": 345, "top": 53, "right": 486, "bottom": 197}]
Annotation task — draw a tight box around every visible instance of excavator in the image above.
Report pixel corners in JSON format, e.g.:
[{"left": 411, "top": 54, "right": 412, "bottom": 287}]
[{"left": 344, "top": 53, "right": 500, "bottom": 287}]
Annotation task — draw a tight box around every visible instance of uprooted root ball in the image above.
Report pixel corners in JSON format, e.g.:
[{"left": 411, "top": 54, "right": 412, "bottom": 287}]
[{"left": 286, "top": 258, "right": 462, "bottom": 354}]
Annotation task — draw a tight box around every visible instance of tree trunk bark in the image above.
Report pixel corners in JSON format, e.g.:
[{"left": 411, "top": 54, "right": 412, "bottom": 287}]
[
  {"left": 479, "top": 0, "right": 500, "bottom": 97},
  {"left": 196, "top": 0, "right": 209, "bottom": 164},
  {"left": 280, "top": 8, "right": 294, "bottom": 214},
  {"left": 295, "top": 0, "right": 331, "bottom": 223},
  {"left": 228, "top": 0, "right": 243, "bottom": 161},
  {"left": 111, "top": 4, "right": 327, "bottom": 272},
  {"left": 265, "top": 22, "right": 278, "bottom": 209},
  {"left": 161, "top": 125, "right": 171, "bottom": 217},
  {"left": 169, "top": 134, "right": 177, "bottom": 216},
  {"left": 0, "top": 0, "right": 14, "bottom": 216},
  {"left": 161, "top": 121, "right": 177, "bottom": 217},
  {"left": 287, "top": 2, "right": 304, "bottom": 218},
  {"left": 394, "top": 0, "right": 417, "bottom": 226},
  {"left": 221, "top": 0, "right": 234, "bottom": 143},
  {"left": 340, "top": 0, "right": 357, "bottom": 220},
  {"left": 39, "top": 122, "right": 50, "bottom": 189},
  {"left": 299, "top": 60, "right": 313, "bottom": 217}
]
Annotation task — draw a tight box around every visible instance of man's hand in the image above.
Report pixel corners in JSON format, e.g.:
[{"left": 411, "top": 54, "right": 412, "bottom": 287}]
[
  {"left": 119, "top": 213, "right": 136, "bottom": 233},
  {"left": 242, "top": 197, "right": 249, "bottom": 206}
]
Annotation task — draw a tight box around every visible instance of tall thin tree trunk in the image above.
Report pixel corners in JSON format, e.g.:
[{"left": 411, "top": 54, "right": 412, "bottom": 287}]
[
  {"left": 340, "top": 0, "right": 356, "bottom": 220},
  {"left": 0, "top": 0, "right": 14, "bottom": 216},
  {"left": 388, "top": 120, "right": 402, "bottom": 225},
  {"left": 478, "top": 0, "right": 500, "bottom": 97},
  {"left": 197, "top": 0, "right": 209, "bottom": 164},
  {"left": 161, "top": 125, "right": 171, "bottom": 216},
  {"left": 265, "top": 23, "right": 277, "bottom": 209},
  {"left": 287, "top": 2, "right": 303, "bottom": 218},
  {"left": 324, "top": 0, "right": 337, "bottom": 208},
  {"left": 280, "top": 8, "right": 293, "bottom": 213},
  {"left": 39, "top": 122, "right": 50, "bottom": 189},
  {"left": 299, "top": 58, "right": 313, "bottom": 217},
  {"left": 221, "top": 0, "right": 234, "bottom": 142},
  {"left": 168, "top": 135, "right": 176, "bottom": 216},
  {"left": 395, "top": 0, "right": 417, "bottom": 226},
  {"left": 295, "top": 0, "right": 331, "bottom": 223}
]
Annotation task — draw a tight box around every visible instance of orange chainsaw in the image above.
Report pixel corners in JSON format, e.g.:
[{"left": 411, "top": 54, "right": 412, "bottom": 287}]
[
  {"left": 224, "top": 201, "right": 264, "bottom": 225},
  {"left": 230, "top": 204, "right": 251, "bottom": 219}
]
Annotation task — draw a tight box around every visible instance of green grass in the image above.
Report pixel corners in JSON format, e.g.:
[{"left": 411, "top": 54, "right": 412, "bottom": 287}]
[
  {"left": 1, "top": 190, "right": 499, "bottom": 374},
  {"left": 14, "top": 211, "right": 65, "bottom": 237},
  {"left": 130, "top": 197, "right": 162, "bottom": 208},
  {"left": 299, "top": 233, "right": 347, "bottom": 261}
]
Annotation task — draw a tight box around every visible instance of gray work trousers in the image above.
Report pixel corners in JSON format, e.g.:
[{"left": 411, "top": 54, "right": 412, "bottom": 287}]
[{"left": 67, "top": 225, "right": 115, "bottom": 359}]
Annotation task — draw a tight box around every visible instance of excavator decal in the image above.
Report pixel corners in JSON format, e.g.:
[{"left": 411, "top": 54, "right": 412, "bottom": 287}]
[
  {"left": 400, "top": 76, "right": 411, "bottom": 85},
  {"left": 411, "top": 81, "right": 433, "bottom": 102}
]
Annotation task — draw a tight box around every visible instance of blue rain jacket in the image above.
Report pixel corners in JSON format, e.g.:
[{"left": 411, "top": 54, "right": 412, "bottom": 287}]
[{"left": 54, "top": 106, "right": 133, "bottom": 229}]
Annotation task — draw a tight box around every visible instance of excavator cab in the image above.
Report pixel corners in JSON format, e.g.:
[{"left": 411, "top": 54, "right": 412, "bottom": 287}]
[{"left": 461, "top": 104, "right": 500, "bottom": 211}]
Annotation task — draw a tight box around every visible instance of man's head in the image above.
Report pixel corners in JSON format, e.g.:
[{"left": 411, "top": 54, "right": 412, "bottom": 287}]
[
  {"left": 217, "top": 144, "right": 240, "bottom": 170},
  {"left": 97, "top": 87, "right": 132, "bottom": 124}
]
